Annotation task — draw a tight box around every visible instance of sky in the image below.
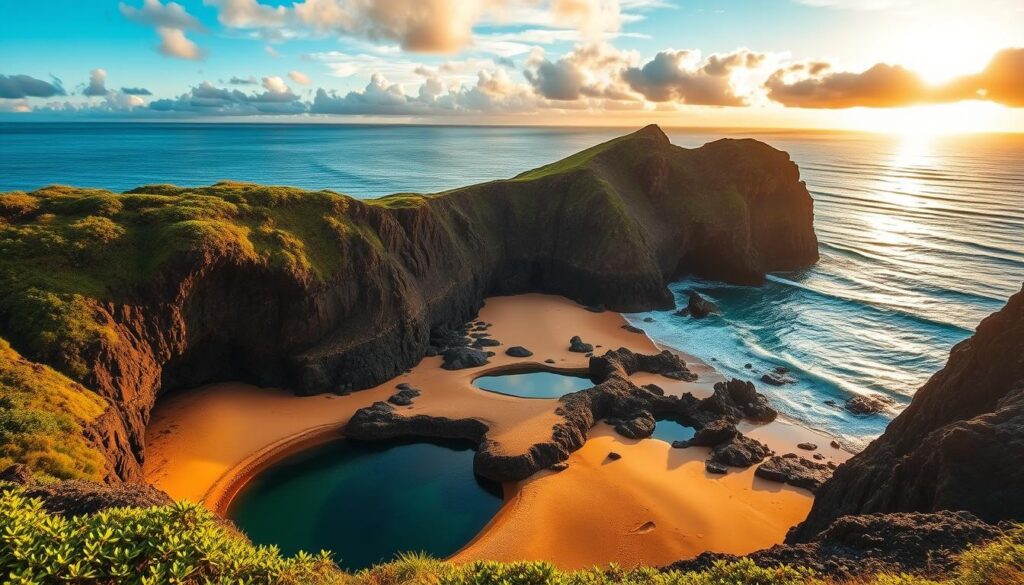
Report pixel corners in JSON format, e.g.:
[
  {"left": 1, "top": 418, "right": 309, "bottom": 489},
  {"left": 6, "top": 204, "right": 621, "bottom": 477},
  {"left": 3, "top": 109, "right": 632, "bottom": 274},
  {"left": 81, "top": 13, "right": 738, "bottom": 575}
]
[{"left": 2, "top": 0, "right": 1024, "bottom": 132}]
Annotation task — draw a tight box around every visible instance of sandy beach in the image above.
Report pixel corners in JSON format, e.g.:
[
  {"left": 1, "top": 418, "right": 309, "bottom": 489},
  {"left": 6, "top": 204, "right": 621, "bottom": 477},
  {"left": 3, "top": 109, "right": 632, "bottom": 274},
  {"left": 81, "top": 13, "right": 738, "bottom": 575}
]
[{"left": 145, "top": 293, "right": 851, "bottom": 569}]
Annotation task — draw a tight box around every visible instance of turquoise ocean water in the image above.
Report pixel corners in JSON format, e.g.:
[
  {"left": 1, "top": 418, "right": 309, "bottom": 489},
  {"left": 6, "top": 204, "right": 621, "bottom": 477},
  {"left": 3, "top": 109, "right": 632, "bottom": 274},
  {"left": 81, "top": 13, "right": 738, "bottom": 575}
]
[{"left": 3, "top": 122, "right": 1022, "bottom": 446}]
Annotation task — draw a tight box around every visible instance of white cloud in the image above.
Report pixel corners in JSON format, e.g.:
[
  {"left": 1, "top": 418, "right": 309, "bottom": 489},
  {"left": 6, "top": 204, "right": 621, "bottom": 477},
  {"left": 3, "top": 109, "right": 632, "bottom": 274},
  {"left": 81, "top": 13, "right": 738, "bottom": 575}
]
[
  {"left": 157, "top": 27, "right": 205, "bottom": 60},
  {"left": 288, "top": 70, "right": 312, "bottom": 85},
  {"left": 202, "top": 0, "right": 657, "bottom": 54},
  {"left": 120, "top": 0, "right": 204, "bottom": 30},
  {"left": 83, "top": 69, "right": 108, "bottom": 97},
  {"left": 121, "top": 1, "right": 207, "bottom": 59}
]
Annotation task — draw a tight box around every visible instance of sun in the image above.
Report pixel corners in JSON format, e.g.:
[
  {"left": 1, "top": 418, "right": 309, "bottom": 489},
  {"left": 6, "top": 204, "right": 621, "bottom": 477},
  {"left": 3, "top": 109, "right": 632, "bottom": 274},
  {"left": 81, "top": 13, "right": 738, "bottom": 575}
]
[{"left": 840, "top": 101, "right": 1015, "bottom": 136}]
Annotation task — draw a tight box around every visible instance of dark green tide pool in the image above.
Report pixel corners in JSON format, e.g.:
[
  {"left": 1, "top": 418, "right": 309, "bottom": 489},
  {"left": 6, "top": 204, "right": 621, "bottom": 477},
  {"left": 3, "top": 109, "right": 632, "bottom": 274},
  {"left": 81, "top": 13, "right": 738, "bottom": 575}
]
[
  {"left": 472, "top": 370, "right": 594, "bottom": 398},
  {"left": 227, "top": 438, "right": 502, "bottom": 571}
]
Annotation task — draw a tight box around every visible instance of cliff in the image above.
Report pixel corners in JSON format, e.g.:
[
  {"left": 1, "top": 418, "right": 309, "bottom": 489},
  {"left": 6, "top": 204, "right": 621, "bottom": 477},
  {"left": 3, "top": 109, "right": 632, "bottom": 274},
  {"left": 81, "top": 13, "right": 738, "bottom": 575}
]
[
  {"left": 0, "top": 125, "right": 818, "bottom": 482},
  {"left": 790, "top": 285, "right": 1024, "bottom": 541}
]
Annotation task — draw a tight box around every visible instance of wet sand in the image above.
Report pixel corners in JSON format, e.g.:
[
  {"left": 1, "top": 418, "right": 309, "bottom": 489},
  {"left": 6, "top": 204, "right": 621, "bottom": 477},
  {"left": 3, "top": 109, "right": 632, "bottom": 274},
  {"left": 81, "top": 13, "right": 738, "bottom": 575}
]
[{"left": 144, "top": 293, "right": 851, "bottom": 569}]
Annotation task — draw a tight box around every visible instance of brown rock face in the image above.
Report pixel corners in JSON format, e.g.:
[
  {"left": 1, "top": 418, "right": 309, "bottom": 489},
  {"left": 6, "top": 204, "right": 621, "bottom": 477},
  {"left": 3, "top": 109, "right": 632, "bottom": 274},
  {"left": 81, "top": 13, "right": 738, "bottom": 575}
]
[
  {"left": 790, "top": 286, "right": 1024, "bottom": 541},
  {"left": 0, "top": 126, "right": 818, "bottom": 482}
]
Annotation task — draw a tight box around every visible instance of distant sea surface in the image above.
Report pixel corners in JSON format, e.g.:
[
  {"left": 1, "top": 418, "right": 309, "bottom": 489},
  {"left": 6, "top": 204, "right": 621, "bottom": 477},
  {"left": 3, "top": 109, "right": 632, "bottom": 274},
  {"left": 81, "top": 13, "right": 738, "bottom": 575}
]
[{"left": 3, "top": 122, "right": 1023, "bottom": 446}]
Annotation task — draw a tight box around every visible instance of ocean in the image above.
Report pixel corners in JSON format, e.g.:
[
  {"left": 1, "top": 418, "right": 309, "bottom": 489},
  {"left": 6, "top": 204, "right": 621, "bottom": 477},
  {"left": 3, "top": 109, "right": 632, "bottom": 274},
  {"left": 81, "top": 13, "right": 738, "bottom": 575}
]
[{"left": 2, "top": 122, "right": 1022, "bottom": 447}]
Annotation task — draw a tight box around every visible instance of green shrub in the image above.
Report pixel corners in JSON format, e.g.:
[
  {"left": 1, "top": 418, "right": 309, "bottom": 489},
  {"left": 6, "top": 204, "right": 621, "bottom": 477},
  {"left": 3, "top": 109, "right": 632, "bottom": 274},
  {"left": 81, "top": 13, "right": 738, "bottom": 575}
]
[{"left": 0, "top": 487, "right": 343, "bottom": 585}]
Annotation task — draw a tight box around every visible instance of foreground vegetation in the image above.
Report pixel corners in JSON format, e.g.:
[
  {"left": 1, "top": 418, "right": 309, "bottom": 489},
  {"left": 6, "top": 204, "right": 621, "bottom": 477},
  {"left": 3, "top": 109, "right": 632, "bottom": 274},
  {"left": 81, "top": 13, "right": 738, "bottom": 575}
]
[{"left": 1, "top": 485, "right": 1020, "bottom": 585}]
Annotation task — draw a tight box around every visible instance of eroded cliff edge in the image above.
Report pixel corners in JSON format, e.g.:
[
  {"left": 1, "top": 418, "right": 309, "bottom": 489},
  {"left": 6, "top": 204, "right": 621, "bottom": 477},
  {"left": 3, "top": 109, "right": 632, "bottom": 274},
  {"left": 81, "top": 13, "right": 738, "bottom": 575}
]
[
  {"left": 0, "top": 125, "right": 817, "bottom": 482},
  {"left": 790, "top": 285, "right": 1024, "bottom": 541}
]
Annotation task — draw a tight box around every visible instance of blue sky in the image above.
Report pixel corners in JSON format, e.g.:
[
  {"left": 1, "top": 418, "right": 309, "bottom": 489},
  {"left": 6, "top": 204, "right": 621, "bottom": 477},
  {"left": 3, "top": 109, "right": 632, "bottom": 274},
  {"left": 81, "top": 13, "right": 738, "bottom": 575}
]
[{"left": 2, "top": 1, "right": 1023, "bottom": 131}]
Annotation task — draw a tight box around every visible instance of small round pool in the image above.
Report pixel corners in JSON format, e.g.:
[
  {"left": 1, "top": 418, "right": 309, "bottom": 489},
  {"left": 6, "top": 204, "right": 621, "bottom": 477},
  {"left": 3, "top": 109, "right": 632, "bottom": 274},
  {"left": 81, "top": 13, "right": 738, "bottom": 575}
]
[
  {"left": 227, "top": 438, "right": 502, "bottom": 570},
  {"left": 651, "top": 420, "right": 697, "bottom": 444},
  {"left": 472, "top": 370, "right": 594, "bottom": 398}
]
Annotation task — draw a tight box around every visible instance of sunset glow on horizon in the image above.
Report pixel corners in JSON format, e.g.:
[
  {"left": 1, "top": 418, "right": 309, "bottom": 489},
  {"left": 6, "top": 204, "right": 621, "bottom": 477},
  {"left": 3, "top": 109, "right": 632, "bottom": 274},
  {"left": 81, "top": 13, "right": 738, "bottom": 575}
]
[{"left": 2, "top": 1, "right": 1023, "bottom": 133}]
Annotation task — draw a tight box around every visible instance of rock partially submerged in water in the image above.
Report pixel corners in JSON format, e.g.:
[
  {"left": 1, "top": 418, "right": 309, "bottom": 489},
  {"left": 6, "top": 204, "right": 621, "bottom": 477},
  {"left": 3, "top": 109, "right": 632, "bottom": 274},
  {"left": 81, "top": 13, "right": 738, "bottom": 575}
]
[
  {"left": 755, "top": 453, "right": 832, "bottom": 492},
  {"left": 686, "top": 291, "right": 718, "bottom": 319},
  {"left": 760, "top": 367, "right": 795, "bottom": 386},
  {"left": 844, "top": 393, "right": 893, "bottom": 415}
]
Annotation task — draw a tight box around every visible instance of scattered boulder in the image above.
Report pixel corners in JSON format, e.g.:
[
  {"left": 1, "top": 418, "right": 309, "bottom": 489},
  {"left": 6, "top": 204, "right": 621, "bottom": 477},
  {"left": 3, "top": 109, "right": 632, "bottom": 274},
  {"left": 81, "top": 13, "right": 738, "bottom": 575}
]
[
  {"left": 607, "top": 451, "right": 622, "bottom": 461},
  {"left": 710, "top": 435, "right": 772, "bottom": 467},
  {"left": 544, "top": 358, "right": 556, "bottom": 364},
  {"left": 844, "top": 394, "right": 893, "bottom": 415},
  {"left": 643, "top": 317, "right": 654, "bottom": 323},
  {"left": 549, "top": 462, "right": 569, "bottom": 471},
  {"left": 756, "top": 453, "right": 833, "bottom": 492},
  {"left": 830, "top": 440, "right": 841, "bottom": 449},
  {"left": 505, "top": 346, "right": 534, "bottom": 358},
  {"left": 797, "top": 442, "right": 818, "bottom": 451},
  {"left": 621, "top": 324, "right": 644, "bottom": 334},
  {"left": 441, "top": 347, "right": 490, "bottom": 370},
  {"left": 705, "top": 461, "right": 728, "bottom": 474},
  {"left": 568, "top": 336, "right": 594, "bottom": 353},
  {"left": 388, "top": 387, "right": 421, "bottom": 406},
  {"left": 744, "top": 363, "right": 753, "bottom": 369},
  {"left": 471, "top": 337, "right": 501, "bottom": 348},
  {"left": 686, "top": 291, "right": 718, "bottom": 319}
]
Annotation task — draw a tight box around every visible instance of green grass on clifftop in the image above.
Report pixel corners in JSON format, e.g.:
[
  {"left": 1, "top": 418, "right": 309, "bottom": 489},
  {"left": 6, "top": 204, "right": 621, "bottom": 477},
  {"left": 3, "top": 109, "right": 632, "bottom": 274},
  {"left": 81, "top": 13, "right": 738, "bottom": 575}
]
[
  {"left": 0, "top": 339, "right": 107, "bottom": 481},
  {"left": 1, "top": 485, "right": 1021, "bottom": 585}
]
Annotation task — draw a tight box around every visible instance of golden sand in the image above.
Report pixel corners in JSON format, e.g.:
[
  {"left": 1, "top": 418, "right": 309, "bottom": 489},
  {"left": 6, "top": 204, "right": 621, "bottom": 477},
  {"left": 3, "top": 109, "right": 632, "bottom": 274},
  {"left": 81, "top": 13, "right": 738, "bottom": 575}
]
[{"left": 144, "top": 293, "right": 850, "bottom": 569}]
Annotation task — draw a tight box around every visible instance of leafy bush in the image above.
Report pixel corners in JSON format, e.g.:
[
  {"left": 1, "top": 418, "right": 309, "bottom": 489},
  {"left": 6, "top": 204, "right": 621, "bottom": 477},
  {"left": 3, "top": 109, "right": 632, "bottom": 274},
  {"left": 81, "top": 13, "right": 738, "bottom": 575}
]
[
  {"left": 0, "top": 488, "right": 342, "bottom": 585},
  {"left": 1, "top": 485, "right": 1022, "bottom": 585}
]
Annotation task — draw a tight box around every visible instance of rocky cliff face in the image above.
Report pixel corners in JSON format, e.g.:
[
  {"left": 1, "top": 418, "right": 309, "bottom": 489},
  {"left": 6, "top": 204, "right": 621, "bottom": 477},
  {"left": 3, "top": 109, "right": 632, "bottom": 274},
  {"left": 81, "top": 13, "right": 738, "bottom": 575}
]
[
  {"left": 0, "top": 125, "right": 818, "bottom": 482},
  {"left": 790, "top": 286, "right": 1024, "bottom": 541}
]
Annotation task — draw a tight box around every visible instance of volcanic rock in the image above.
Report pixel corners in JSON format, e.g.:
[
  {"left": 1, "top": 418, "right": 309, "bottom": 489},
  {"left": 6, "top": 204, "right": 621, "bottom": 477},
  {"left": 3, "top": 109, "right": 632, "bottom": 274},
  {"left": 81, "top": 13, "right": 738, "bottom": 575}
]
[
  {"left": 613, "top": 412, "right": 656, "bottom": 439},
  {"left": 505, "top": 346, "right": 534, "bottom": 358},
  {"left": 568, "top": 336, "right": 594, "bottom": 353},
  {"left": 697, "top": 378, "right": 777, "bottom": 423},
  {"left": 710, "top": 435, "right": 772, "bottom": 467},
  {"left": 441, "top": 347, "right": 490, "bottom": 370},
  {"left": 756, "top": 453, "right": 832, "bottom": 492},
  {"left": 791, "top": 287, "right": 1024, "bottom": 541},
  {"left": 686, "top": 291, "right": 718, "bottom": 319},
  {"left": 670, "top": 511, "right": 1005, "bottom": 580},
  {"left": 844, "top": 394, "right": 893, "bottom": 415}
]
